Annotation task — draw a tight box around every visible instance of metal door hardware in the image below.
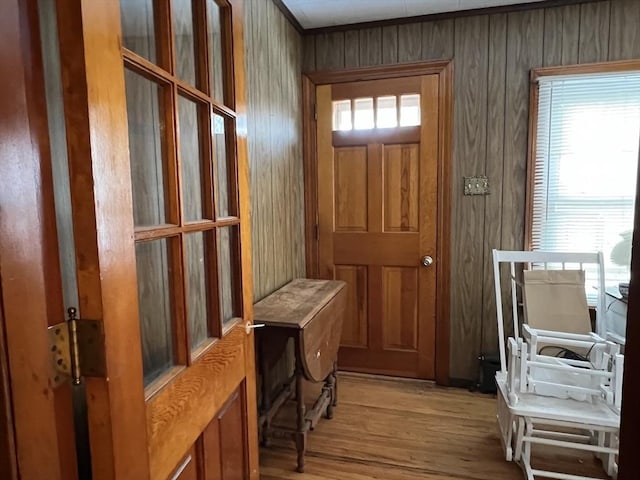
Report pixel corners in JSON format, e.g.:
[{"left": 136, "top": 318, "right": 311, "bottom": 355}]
[
  {"left": 421, "top": 255, "right": 434, "bottom": 267},
  {"left": 48, "top": 307, "right": 106, "bottom": 387}
]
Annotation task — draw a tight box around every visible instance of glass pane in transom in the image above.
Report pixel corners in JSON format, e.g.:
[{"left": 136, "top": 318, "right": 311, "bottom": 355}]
[
  {"left": 120, "top": 0, "right": 158, "bottom": 64},
  {"left": 179, "top": 95, "right": 209, "bottom": 221},
  {"left": 207, "top": 0, "right": 225, "bottom": 104},
  {"left": 218, "top": 226, "right": 240, "bottom": 326},
  {"left": 125, "top": 69, "right": 170, "bottom": 227},
  {"left": 185, "top": 231, "right": 213, "bottom": 351},
  {"left": 332, "top": 100, "right": 352, "bottom": 131},
  {"left": 354, "top": 98, "right": 374, "bottom": 129},
  {"left": 135, "top": 238, "right": 176, "bottom": 386},
  {"left": 173, "top": 0, "right": 198, "bottom": 86},
  {"left": 400, "top": 94, "right": 421, "bottom": 127},
  {"left": 213, "top": 113, "right": 233, "bottom": 218},
  {"left": 377, "top": 96, "right": 397, "bottom": 128}
]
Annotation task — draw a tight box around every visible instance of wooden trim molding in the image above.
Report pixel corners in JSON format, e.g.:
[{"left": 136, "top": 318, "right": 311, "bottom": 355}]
[
  {"left": 271, "top": 0, "right": 303, "bottom": 34},
  {"left": 530, "top": 59, "right": 640, "bottom": 82},
  {"left": 524, "top": 74, "right": 540, "bottom": 251},
  {"left": 525, "top": 59, "right": 640, "bottom": 250},
  {"left": 435, "top": 60, "right": 453, "bottom": 386},
  {"left": 302, "top": 60, "right": 453, "bottom": 385},
  {"left": 302, "top": 75, "right": 318, "bottom": 278},
  {"left": 308, "top": 60, "right": 452, "bottom": 86},
  {"left": 618, "top": 139, "right": 640, "bottom": 479}
]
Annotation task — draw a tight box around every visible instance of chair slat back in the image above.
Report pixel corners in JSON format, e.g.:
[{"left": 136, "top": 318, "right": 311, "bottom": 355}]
[{"left": 492, "top": 249, "right": 606, "bottom": 374}]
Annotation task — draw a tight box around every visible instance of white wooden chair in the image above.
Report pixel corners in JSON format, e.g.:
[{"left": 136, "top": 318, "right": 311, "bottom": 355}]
[{"left": 492, "top": 249, "right": 624, "bottom": 480}]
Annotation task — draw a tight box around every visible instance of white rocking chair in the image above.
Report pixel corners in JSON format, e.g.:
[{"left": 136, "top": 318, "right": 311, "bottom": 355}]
[{"left": 493, "top": 249, "right": 624, "bottom": 480}]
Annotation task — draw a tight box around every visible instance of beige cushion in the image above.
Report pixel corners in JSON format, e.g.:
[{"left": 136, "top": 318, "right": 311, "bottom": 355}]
[{"left": 522, "top": 269, "right": 591, "bottom": 335}]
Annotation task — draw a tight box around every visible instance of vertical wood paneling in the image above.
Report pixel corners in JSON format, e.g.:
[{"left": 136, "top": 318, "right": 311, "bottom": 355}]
[
  {"left": 542, "top": 7, "right": 563, "bottom": 66},
  {"left": 382, "top": 26, "right": 398, "bottom": 64},
  {"left": 561, "top": 5, "right": 580, "bottom": 65},
  {"left": 245, "top": 0, "right": 305, "bottom": 302},
  {"left": 398, "top": 23, "right": 422, "bottom": 62},
  {"left": 303, "top": 0, "right": 640, "bottom": 381},
  {"left": 245, "top": 0, "right": 305, "bottom": 402},
  {"left": 291, "top": 25, "right": 306, "bottom": 279},
  {"left": 421, "top": 19, "right": 454, "bottom": 60},
  {"left": 246, "top": 0, "right": 269, "bottom": 297},
  {"left": 269, "top": 3, "right": 288, "bottom": 286},
  {"left": 344, "top": 31, "right": 360, "bottom": 67},
  {"left": 542, "top": 7, "right": 564, "bottom": 67},
  {"left": 316, "top": 32, "right": 345, "bottom": 70},
  {"left": 481, "top": 13, "right": 508, "bottom": 357},
  {"left": 578, "top": 1, "right": 610, "bottom": 63},
  {"left": 609, "top": 0, "right": 640, "bottom": 60},
  {"left": 302, "top": 35, "right": 315, "bottom": 73},
  {"left": 359, "top": 27, "right": 382, "bottom": 66},
  {"left": 450, "top": 15, "right": 489, "bottom": 379},
  {"left": 503, "top": 10, "right": 544, "bottom": 252}
]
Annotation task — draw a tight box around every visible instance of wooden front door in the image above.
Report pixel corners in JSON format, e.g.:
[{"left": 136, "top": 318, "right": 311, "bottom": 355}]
[
  {"left": 316, "top": 76, "right": 440, "bottom": 379},
  {"left": 0, "top": 1, "right": 258, "bottom": 479}
]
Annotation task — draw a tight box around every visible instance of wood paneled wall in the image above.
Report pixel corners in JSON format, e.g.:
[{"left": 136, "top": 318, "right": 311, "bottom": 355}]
[
  {"left": 244, "top": 0, "right": 305, "bottom": 302},
  {"left": 244, "top": 0, "right": 305, "bottom": 399},
  {"left": 302, "top": 0, "right": 640, "bottom": 381}
]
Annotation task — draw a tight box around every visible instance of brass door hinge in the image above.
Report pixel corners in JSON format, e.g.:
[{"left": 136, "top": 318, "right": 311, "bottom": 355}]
[{"left": 48, "top": 307, "right": 106, "bottom": 387}]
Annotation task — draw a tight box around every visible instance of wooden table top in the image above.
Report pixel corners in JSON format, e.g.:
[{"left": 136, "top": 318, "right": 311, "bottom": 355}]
[{"left": 253, "top": 278, "right": 346, "bottom": 329}]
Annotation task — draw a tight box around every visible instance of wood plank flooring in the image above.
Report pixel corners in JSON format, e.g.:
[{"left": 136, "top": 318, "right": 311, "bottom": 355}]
[{"left": 260, "top": 374, "right": 607, "bottom": 479}]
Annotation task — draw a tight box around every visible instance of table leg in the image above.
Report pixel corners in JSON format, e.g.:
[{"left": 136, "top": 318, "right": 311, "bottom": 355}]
[
  {"left": 326, "top": 373, "right": 335, "bottom": 420},
  {"left": 332, "top": 361, "right": 338, "bottom": 407},
  {"left": 295, "top": 363, "right": 307, "bottom": 473},
  {"left": 260, "top": 341, "right": 272, "bottom": 447}
]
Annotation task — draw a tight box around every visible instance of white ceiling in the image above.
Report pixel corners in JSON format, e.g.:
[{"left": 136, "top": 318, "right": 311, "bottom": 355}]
[{"left": 282, "top": 0, "right": 546, "bottom": 29}]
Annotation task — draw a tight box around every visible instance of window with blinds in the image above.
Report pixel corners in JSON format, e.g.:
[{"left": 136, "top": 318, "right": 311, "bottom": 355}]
[{"left": 530, "top": 70, "right": 640, "bottom": 293}]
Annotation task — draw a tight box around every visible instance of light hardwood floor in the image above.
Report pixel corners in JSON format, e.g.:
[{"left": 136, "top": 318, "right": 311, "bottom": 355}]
[{"left": 260, "top": 374, "right": 607, "bottom": 479}]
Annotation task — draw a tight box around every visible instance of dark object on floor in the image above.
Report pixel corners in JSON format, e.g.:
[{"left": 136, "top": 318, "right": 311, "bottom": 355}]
[{"left": 476, "top": 354, "right": 500, "bottom": 394}]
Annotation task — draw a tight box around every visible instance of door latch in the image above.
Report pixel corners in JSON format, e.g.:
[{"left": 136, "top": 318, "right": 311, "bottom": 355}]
[{"left": 245, "top": 322, "right": 265, "bottom": 335}]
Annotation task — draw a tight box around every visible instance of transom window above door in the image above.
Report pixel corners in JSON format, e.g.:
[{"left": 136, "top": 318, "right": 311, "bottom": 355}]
[{"left": 332, "top": 94, "right": 421, "bottom": 131}]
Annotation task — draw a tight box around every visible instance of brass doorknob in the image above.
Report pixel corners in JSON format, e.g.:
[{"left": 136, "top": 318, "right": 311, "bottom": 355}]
[{"left": 421, "top": 255, "right": 434, "bottom": 267}]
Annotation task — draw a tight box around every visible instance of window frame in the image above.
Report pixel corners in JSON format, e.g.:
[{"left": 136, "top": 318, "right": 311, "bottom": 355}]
[
  {"left": 525, "top": 60, "right": 640, "bottom": 253},
  {"left": 121, "top": 0, "right": 244, "bottom": 397}
]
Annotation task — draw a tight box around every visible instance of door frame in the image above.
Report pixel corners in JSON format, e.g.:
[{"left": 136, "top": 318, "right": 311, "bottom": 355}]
[{"left": 302, "top": 60, "right": 453, "bottom": 385}]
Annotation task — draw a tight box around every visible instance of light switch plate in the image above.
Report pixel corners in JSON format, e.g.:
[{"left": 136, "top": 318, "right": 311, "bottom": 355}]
[{"left": 463, "top": 176, "right": 490, "bottom": 195}]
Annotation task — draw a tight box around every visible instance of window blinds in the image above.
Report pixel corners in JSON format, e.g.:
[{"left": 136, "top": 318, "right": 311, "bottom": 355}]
[{"left": 531, "top": 71, "right": 640, "bottom": 291}]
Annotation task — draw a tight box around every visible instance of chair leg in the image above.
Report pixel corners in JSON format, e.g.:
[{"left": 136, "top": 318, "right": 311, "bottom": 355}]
[
  {"left": 521, "top": 419, "right": 534, "bottom": 480},
  {"left": 514, "top": 417, "right": 525, "bottom": 462}
]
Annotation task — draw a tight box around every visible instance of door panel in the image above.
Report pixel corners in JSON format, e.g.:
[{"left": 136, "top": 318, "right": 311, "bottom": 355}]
[
  {"left": 382, "top": 267, "right": 419, "bottom": 351},
  {"left": 317, "top": 76, "right": 440, "bottom": 379},
  {"left": 334, "top": 266, "right": 368, "bottom": 348},
  {"left": 334, "top": 147, "right": 368, "bottom": 232},
  {"left": 383, "top": 144, "right": 420, "bottom": 233},
  {"left": 0, "top": 0, "right": 258, "bottom": 479},
  {"left": 3, "top": 0, "right": 257, "bottom": 477},
  {"left": 147, "top": 329, "right": 246, "bottom": 479}
]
